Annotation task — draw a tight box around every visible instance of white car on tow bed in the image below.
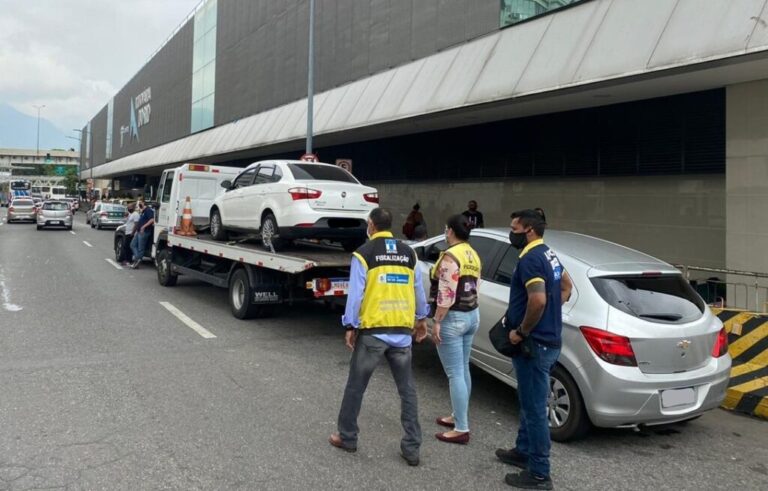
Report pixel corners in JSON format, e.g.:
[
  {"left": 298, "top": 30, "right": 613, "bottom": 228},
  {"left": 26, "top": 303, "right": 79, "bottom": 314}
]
[{"left": 209, "top": 160, "right": 378, "bottom": 252}]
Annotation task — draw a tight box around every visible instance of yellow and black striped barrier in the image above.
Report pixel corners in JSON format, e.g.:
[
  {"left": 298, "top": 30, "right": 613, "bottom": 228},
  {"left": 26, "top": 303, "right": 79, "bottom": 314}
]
[{"left": 712, "top": 309, "right": 768, "bottom": 419}]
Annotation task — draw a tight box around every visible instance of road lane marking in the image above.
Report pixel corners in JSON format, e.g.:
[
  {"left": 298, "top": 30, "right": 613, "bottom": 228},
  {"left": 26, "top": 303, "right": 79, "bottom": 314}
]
[
  {"left": 70, "top": 231, "right": 76, "bottom": 235},
  {"left": 83, "top": 241, "right": 93, "bottom": 248},
  {"left": 0, "top": 274, "right": 22, "bottom": 312},
  {"left": 159, "top": 301, "right": 217, "bottom": 339},
  {"left": 105, "top": 258, "right": 123, "bottom": 270}
]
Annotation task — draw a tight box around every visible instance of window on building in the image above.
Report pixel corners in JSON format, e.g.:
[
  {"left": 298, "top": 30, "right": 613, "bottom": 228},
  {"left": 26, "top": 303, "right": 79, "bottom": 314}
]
[
  {"left": 500, "top": 0, "right": 586, "bottom": 27},
  {"left": 191, "top": 0, "right": 217, "bottom": 133}
]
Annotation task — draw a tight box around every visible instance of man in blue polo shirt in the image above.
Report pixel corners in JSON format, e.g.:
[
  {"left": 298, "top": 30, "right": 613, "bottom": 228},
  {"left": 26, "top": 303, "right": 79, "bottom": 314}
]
[
  {"left": 130, "top": 201, "right": 155, "bottom": 269},
  {"left": 496, "top": 209, "right": 572, "bottom": 490}
]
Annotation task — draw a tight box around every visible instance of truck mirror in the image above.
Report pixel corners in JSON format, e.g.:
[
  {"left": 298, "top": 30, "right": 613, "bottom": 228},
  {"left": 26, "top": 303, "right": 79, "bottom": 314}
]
[{"left": 221, "top": 180, "right": 232, "bottom": 189}]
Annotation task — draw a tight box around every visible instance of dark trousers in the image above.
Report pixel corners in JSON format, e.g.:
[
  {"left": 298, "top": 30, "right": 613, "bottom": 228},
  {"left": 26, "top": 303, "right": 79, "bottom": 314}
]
[
  {"left": 337, "top": 334, "right": 422, "bottom": 457},
  {"left": 120, "top": 234, "right": 134, "bottom": 262}
]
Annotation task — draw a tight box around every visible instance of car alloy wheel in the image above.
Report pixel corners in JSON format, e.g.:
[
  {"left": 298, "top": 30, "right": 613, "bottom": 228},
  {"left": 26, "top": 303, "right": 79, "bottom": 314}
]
[
  {"left": 548, "top": 377, "right": 571, "bottom": 428},
  {"left": 261, "top": 218, "right": 276, "bottom": 248}
]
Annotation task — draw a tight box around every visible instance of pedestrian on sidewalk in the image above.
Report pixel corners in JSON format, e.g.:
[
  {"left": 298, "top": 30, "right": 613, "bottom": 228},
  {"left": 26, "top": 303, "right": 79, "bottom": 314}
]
[
  {"left": 496, "top": 209, "right": 572, "bottom": 490},
  {"left": 430, "top": 214, "right": 482, "bottom": 445},
  {"left": 329, "top": 207, "right": 429, "bottom": 466},
  {"left": 402, "top": 203, "right": 426, "bottom": 240},
  {"left": 462, "top": 200, "right": 484, "bottom": 229},
  {"left": 130, "top": 201, "right": 155, "bottom": 269},
  {"left": 121, "top": 203, "right": 140, "bottom": 265}
]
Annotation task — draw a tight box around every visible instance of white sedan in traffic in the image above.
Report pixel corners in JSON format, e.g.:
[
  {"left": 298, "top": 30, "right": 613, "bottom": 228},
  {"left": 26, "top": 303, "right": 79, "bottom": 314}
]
[{"left": 209, "top": 160, "right": 379, "bottom": 251}]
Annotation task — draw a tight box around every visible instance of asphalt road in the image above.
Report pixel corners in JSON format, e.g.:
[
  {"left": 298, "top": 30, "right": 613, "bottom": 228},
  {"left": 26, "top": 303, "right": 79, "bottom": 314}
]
[{"left": 0, "top": 209, "right": 766, "bottom": 491}]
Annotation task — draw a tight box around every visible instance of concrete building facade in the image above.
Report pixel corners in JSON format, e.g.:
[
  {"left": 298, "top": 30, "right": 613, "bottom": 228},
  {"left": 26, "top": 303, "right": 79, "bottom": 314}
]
[{"left": 79, "top": 0, "right": 768, "bottom": 308}]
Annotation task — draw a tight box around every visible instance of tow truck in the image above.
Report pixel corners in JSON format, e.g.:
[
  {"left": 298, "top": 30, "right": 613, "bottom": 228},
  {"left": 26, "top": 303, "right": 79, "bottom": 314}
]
[{"left": 148, "top": 163, "right": 353, "bottom": 319}]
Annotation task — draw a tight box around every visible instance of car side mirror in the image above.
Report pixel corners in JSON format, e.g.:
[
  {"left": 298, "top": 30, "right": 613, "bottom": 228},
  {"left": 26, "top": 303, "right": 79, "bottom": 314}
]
[{"left": 221, "top": 180, "right": 232, "bottom": 190}]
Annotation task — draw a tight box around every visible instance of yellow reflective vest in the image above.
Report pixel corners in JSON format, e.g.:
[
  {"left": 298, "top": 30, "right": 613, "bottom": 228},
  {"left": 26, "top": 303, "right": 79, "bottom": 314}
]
[{"left": 429, "top": 241, "right": 481, "bottom": 314}]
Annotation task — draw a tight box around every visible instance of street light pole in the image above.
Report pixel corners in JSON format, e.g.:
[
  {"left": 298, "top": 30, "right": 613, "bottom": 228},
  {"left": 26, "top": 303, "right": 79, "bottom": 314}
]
[
  {"left": 306, "top": 0, "right": 315, "bottom": 156},
  {"left": 32, "top": 104, "right": 45, "bottom": 159}
]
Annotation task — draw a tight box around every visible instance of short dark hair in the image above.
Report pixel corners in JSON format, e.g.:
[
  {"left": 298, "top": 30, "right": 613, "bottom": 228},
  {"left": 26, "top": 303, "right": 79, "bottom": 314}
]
[
  {"left": 534, "top": 207, "right": 546, "bottom": 223},
  {"left": 413, "top": 203, "right": 420, "bottom": 211},
  {"left": 369, "top": 207, "right": 392, "bottom": 232},
  {"left": 446, "top": 214, "right": 471, "bottom": 241},
  {"left": 510, "top": 209, "right": 546, "bottom": 236}
]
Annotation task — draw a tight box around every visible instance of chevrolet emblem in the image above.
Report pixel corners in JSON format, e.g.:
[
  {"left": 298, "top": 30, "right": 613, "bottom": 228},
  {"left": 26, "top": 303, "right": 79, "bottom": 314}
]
[{"left": 677, "top": 340, "right": 691, "bottom": 349}]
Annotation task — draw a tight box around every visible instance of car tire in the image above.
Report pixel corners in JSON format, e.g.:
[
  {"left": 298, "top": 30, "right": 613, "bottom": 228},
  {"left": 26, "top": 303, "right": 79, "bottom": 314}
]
[
  {"left": 260, "top": 213, "right": 287, "bottom": 252},
  {"left": 341, "top": 239, "right": 365, "bottom": 252},
  {"left": 156, "top": 248, "right": 178, "bottom": 287},
  {"left": 114, "top": 237, "right": 125, "bottom": 262},
  {"left": 97, "top": 222, "right": 102, "bottom": 230},
  {"left": 210, "top": 208, "right": 228, "bottom": 241},
  {"left": 547, "top": 364, "right": 591, "bottom": 442},
  {"left": 36, "top": 225, "right": 42, "bottom": 230},
  {"left": 66, "top": 225, "right": 72, "bottom": 231}
]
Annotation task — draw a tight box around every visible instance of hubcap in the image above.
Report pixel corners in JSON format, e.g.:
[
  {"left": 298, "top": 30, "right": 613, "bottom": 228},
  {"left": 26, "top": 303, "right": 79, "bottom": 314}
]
[
  {"left": 548, "top": 377, "right": 571, "bottom": 428},
  {"left": 233, "top": 279, "right": 245, "bottom": 310},
  {"left": 262, "top": 219, "right": 275, "bottom": 246},
  {"left": 211, "top": 213, "right": 220, "bottom": 235}
]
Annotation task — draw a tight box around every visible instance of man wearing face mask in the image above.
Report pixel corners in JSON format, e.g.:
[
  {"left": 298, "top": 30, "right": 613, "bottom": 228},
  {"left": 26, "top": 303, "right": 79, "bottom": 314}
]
[
  {"left": 330, "top": 207, "right": 429, "bottom": 466},
  {"left": 496, "top": 209, "right": 572, "bottom": 490}
]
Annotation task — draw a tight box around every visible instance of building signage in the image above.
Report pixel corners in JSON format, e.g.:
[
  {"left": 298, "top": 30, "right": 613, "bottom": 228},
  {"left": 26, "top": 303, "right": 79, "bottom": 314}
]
[
  {"left": 120, "top": 87, "right": 152, "bottom": 147},
  {"left": 336, "top": 158, "right": 352, "bottom": 174}
]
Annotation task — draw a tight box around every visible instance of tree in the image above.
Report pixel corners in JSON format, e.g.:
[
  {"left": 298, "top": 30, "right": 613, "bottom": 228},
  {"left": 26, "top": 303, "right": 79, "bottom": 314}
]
[{"left": 63, "top": 167, "right": 80, "bottom": 195}]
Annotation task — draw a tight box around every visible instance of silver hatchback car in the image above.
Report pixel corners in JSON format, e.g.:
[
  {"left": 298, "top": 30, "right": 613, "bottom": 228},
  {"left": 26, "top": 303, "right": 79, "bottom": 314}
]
[
  {"left": 414, "top": 228, "right": 731, "bottom": 441},
  {"left": 37, "top": 201, "right": 73, "bottom": 230}
]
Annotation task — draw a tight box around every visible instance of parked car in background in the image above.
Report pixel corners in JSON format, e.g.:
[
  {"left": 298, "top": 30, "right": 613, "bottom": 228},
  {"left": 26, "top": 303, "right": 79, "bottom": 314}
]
[
  {"left": 85, "top": 201, "right": 102, "bottom": 225},
  {"left": 7, "top": 198, "right": 37, "bottom": 223},
  {"left": 36, "top": 200, "right": 73, "bottom": 230},
  {"left": 32, "top": 197, "right": 43, "bottom": 213},
  {"left": 413, "top": 228, "right": 731, "bottom": 441},
  {"left": 209, "top": 160, "right": 378, "bottom": 251},
  {"left": 90, "top": 203, "right": 128, "bottom": 230}
]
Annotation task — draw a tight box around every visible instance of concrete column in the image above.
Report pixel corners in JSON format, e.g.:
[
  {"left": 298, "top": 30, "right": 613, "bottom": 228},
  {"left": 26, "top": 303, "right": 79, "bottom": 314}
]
[{"left": 726, "top": 80, "right": 768, "bottom": 311}]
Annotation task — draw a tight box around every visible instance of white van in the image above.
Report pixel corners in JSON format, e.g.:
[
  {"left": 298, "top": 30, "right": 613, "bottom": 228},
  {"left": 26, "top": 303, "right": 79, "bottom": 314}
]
[
  {"left": 154, "top": 163, "right": 241, "bottom": 246},
  {"left": 49, "top": 187, "right": 67, "bottom": 200}
]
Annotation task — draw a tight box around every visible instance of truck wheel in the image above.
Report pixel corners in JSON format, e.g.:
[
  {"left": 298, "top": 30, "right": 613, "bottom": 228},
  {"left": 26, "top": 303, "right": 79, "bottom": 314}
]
[
  {"left": 260, "top": 213, "right": 287, "bottom": 252},
  {"left": 156, "top": 248, "right": 178, "bottom": 287},
  {"left": 229, "top": 268, "right": 275, "bottom": 320},
  {"left": 210, "top": 209, "right": 228, "bottom": 241},
  {"left": 548, "top": 364, "right": 591, "bottom": 442}
]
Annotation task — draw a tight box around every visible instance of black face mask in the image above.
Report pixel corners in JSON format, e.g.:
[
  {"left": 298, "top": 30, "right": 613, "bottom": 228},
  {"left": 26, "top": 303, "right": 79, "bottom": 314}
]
[{"left": 509, "top": 230, "right": 529, "bottom": 250}]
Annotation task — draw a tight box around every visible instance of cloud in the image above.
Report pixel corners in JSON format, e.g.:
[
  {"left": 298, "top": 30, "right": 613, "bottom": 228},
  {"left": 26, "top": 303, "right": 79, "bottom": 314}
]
[{"left": 0, "top": 0, "right": 200, "bottom": 133}]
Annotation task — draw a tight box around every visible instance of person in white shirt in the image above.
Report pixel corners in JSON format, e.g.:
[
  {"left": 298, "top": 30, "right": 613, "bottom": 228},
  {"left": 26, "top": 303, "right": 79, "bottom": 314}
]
[{"left": 121, "top": 204, "right": 141, "bottom": 265}]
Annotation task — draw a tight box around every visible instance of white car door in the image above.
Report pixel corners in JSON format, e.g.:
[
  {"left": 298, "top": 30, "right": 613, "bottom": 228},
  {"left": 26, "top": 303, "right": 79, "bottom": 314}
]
[
  {"left": 156, "top": 170, "right": 175, "bottom": 231},
  {"left": 221, "top": 168, "right": 256, "bottom": 227}
]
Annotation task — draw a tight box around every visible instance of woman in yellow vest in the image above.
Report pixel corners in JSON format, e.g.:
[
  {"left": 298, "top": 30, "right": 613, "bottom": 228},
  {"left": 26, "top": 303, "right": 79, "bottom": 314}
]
[{"left": 430, "top": 214, "right": 482, "bottom": 444}]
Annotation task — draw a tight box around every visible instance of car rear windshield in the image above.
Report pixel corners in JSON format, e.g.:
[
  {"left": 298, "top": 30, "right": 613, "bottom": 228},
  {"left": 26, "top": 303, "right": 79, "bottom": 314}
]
[
  {"left": 13, "top": 199, "right": 33, "bottom": 206},
  {"left": 43, "top": 202, "right": 69, "bottom": 211},
  {"left": 590, "top": 274, "right": 705, "bottom": 324},
  {"left": 103, "top": 205, "right": 126, "bottom": 212},
  {"left": 287, "top": 164, "right": 358, "bottom": 183}
]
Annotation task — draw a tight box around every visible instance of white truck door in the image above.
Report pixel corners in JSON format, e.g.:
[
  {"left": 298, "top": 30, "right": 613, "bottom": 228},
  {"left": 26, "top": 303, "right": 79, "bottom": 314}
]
[{"left": 157, "top": 170, "right": 176, "bottom": 234}]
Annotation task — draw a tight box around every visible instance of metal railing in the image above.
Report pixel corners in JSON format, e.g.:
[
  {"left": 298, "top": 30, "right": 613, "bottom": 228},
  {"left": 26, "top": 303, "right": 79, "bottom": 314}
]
[{"left": 676, "top": 265, "right": 768, "bottom": 313}]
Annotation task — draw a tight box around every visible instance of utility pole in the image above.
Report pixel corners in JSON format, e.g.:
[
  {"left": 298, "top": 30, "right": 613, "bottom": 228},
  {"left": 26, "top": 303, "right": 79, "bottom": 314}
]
[
  {"left": 306, "top": 0, "right": 315, "bottom": 156},
  {"left": 32, "top": 104, "right": 45, "bottom": 159}
]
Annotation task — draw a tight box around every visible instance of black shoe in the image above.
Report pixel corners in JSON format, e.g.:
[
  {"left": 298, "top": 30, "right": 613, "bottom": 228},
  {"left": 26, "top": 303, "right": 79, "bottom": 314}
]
[
  {"left": 504, "top": 470, "right": 553, "bottom": 490},
  {"left": 400, "top": 452, "right": 419, "bottom": 467},
  {"left": 496, "top": 447, "right": 528, "bottom": 469}
]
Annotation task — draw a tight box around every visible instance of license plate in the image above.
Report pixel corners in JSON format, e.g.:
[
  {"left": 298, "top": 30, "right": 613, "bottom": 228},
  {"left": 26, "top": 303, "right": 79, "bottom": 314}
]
[
  {"left": 51, "top": 221, "right": 61, "bottom": 225},
  {"left": 312, "top": 278, "right": 349, "bottom": 297},
  {"left": 109, "top": 213, "right": 121, "bottom": 218},
  {"left": 661, "top": 387, "right": 695, "bottom": 408}
]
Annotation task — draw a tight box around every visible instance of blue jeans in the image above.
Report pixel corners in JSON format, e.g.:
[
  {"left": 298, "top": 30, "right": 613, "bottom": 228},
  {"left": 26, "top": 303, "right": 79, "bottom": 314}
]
[
  {"left": 512, "top": 341, "right": 561, "bottom": 478},
  {"left": 435, "top": 309, "right": 480, "bottom": 432},
  {"left": 131, "top": 230, "right": 149, "bottom": 262}
]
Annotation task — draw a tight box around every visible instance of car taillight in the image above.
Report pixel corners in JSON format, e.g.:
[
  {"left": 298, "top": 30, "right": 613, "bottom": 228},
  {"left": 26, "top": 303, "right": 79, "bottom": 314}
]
[
  {"left": 8, "top": 207, "right": 14, "bottom": 212},
  {"left": 100, "top": 212, "right": 108, "bottom": 217},
  {"left": 316, "top": 278, "right": 331, "bottom": 293},
  {"left": 288, "top": 187, "right": 322, "bottom": 200},
  {"left": 363, "top": 192, "right": 379, "bottom": 203},
  {"left": 580, "top": 326, "right": 637, "bottom": 367},
  {"left": 711, "top": 327, "right": 729, "bottom": 357}
]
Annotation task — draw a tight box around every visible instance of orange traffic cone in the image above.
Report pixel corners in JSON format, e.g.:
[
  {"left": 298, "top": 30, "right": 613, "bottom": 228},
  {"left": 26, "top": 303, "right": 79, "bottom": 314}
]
[{"left": 177, "top": 196, "right": 197, "bottom": 236}]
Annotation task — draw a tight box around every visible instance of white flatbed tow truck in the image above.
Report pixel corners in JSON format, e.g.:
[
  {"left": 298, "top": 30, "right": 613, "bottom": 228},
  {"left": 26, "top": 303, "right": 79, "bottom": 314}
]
[{"left": 155, "top": 232, "right": 352, "bottom": 319}]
